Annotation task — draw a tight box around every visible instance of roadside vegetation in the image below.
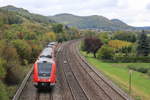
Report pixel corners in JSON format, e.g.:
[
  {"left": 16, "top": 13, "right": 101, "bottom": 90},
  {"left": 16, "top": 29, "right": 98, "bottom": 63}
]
[
  {"left": 0, "top": 8, "right": 80, "bottom": 100},
  {"left": 80, "top": 30, "right": 150, "bottom": 100}
]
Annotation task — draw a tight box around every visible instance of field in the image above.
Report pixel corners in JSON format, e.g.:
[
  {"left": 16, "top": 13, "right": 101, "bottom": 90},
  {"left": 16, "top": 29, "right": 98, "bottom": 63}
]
[{"left": 81, "top": 51, "right": 150, "bottom": 100}]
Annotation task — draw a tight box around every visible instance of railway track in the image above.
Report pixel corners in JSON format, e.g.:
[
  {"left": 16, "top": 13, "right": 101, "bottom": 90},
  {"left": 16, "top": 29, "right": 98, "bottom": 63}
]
[
  {"left": 13, "top": 41, "right": 130, "bottom": 100},
  {"left": 71, "top": 41, "right": 129, "bottom": 100}
]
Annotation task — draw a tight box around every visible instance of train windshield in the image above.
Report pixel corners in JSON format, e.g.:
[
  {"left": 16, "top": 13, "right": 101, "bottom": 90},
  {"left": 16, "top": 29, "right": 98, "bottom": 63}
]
[{"left": 38, "top": 63, "right": 52, "bottom": 77}]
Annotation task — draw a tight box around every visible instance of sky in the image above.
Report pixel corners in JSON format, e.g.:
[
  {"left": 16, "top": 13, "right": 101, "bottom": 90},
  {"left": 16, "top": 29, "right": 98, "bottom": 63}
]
[{"left": 0, "top": 0, "right": 150, "bottom": 27}]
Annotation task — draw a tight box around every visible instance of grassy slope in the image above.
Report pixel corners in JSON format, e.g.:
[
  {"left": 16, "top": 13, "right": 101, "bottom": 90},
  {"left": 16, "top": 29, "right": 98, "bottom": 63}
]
[{"left": 81, "top": 51, "right": 150, "bottom": 100}]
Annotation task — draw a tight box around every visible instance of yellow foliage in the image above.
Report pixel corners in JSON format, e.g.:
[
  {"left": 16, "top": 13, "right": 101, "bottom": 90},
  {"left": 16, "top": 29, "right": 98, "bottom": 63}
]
[
  {"left": 45, "top": 32, "right": 56, "bottom": 41},
  {"left": 108, "top": 40, "right": 132, "bottom": 49}
]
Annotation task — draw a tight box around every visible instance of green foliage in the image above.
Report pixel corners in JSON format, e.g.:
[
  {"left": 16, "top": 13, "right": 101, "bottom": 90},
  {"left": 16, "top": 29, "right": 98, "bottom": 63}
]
[
  {"left": 3, "top": 24, "right": 28, "bottom": 40},
  {"left": 11, "top": 40, "right": 32, "bottom": 64},
  {"left": 118, "top": 46, "right": 132, "bottom": 56},
  {"left": 112, "top": 31, "right": 137, "bottom": 42},
  {"left": 137, "top": 31, "right": 150, "bottom": 56},
  {"left": 27, "top": 41, "right": 42, "bottom": 63},
  {"left": 42, "top": 32, "right": 56, "bottom": 42},
  {"left": 113, "top": 56, "right": 150, "bottom": 62},
  {"left": 97, "top": 45, "right": 114, "bottom": 60},
  {"left": 24, "top": 32, "right": 37, "bottom": 40},
  {"left": 128, "top": 65, "right": 150, "bottom": 73},
  {"left": 0, "top": 81, "right": 8, "bottom": 100},
  {"left": 83, "top": 30, "right": 96, "bottom": 37},
  {"left": 98, "top": 32, "right": 110, "bottom": 44},
  {"left": 52, "top": 24, "right": 63, "bottom": 33},
  {"left": 0, "top": 58, "right": 6, "bottom": 79}
]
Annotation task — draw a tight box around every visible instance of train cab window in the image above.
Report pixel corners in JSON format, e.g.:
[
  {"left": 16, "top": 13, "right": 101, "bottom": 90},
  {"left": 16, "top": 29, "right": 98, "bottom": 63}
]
[
  {"left": 40, "top": 55, "right": 52, "bottom": 58},
  {"left": 38, "top": 63, "right": 52, "bottom": 77}
]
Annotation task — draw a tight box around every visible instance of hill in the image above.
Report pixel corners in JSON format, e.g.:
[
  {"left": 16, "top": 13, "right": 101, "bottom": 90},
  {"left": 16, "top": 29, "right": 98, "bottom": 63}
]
[
  {"left": 1, "top": 5, "right": 150, "bottom": 31},
  {"left": 50, "top": 13, "right": 134, "bottom": 30},
  {"left": 135, "top": 26, "right": 150, "bottom": 31},
  {"left": 0, "top": 5, "right": 55, "bottom": 24}
]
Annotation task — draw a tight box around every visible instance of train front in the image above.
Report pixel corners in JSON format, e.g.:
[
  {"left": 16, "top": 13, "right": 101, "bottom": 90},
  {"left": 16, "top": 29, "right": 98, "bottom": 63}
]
[{"left": 33, "top": 59, "right": 56, "bottom": 88}]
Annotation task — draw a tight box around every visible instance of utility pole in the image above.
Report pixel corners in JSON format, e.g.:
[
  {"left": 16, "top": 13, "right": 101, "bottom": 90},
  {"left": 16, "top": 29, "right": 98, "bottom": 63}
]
[{"left": 129, "top": 70, "right": 132, "bottom": 100}]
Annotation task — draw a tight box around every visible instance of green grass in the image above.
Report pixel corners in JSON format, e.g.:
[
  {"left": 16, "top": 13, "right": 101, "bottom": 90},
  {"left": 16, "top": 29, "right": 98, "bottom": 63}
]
[{"left": 81, "top": 51, "right": 150, "bottom": 100}]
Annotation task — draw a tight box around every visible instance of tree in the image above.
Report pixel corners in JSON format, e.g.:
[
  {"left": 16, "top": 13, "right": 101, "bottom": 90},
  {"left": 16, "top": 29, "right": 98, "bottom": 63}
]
[
  {"left": 119, "top": 46, "right": 132, "bottom": 56},
  {"left": 0, "top": 40, "right": 23, "bottom": 85},
  {"left": 108, "top": 40, "right": 132, "bottom": 49},
  {"left": 83, "top": 37, "right": 103, "bottom": 58},
  {"left": 97, "top": 45, "right": 114, "bottom": 60},
  {"left": 98, "top": 32, "right": 110, "bottom": 44},
  {"left": 11, "top": 40, "right": 32, "bottom": 64},
  {"left": 113, "top": 31, "right": 137, "bottom": 42},
  {"left": 137, "top": 30, "right": 150, "bottom": 56},
  {"left": 52, "top": 24, "right": 63, "bottom": 33}
]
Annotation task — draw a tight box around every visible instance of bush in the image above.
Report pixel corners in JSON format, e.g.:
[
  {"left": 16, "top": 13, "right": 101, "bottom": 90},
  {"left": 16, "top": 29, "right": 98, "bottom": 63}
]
[
  {"left": 97, "top": 45, "right": 114, "bottom": 60},
  {"left": 128, "top": 65, "right": 149, "bottom": 74},
  {"left": 114, "top": 56, "right": 150, "bottom": 62}
]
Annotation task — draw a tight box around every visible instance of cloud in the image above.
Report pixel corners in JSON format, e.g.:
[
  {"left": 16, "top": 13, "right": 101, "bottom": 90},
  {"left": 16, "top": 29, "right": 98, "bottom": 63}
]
[
  {"left": 0, "top": 0, "right": 150, "bottom": 26},
  {"left": 146, "top": 3, "right": 150, "bottom": 9}
]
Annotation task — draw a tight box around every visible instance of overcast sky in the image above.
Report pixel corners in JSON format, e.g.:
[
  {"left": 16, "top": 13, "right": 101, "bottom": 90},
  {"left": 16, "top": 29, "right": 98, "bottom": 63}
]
[{"left": 0, "top": 0, "right": 150, "bottom": 26}]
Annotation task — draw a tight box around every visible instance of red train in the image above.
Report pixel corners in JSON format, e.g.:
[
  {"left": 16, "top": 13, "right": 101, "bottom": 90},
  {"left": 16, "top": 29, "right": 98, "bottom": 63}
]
[{"left": 33, "top": 42, "right": 57, "bottom": 88}]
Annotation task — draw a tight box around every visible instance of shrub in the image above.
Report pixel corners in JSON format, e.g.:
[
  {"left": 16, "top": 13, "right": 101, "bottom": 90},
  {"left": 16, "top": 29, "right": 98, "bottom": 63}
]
[
  {"left": 128, "top": 65, "right": 149, "bottom": 74},
  {"left": 97, "top": 45, "right": 114, "bottom": 60},
  {"left": 114, "top": 56, "right": 150, "bottom": 62}
]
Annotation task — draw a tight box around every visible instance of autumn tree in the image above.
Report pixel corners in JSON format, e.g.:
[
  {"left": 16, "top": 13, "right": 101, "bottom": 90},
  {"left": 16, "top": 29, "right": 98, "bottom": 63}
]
[{"left": 83, "top": 37, "right": 103, "bottom": 58}]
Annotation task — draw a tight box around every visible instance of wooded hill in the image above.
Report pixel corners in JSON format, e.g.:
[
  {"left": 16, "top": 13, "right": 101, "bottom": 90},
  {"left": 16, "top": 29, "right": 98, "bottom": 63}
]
[{"left": 49, "top": 13, "right": 135, "bottom": 31}]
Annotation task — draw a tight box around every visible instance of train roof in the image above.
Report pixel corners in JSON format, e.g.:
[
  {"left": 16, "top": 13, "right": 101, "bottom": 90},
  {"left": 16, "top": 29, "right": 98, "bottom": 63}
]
[
  {"left": 40, "top": 48, "right": 53, "bottom": 57},
  {"left": 36, "top": 57, "right": 54, "bottom": 63},
  {"left": 48, "top": 42, "right": 57, "bottom": 45}
]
